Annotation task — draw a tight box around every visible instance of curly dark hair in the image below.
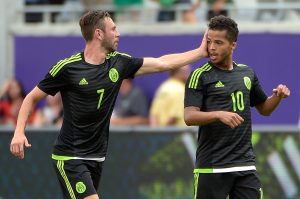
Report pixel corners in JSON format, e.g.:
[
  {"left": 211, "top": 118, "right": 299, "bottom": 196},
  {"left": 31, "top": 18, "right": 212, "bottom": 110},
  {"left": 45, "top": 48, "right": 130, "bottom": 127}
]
[
  {"left": 208, "top": 15, "right": 239, "bottom": 42},
  {"left": 79, "top": 10, "right": 111, "bottom": 42}
]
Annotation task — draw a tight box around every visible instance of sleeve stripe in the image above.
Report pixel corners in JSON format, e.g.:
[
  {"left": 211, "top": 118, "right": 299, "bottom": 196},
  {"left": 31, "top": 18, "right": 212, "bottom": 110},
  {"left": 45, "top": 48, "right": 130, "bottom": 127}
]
[
  {"left": 50, "top": 53, "right": 80, "bottom": 74},
  {"left": 50, "top": 53, "right": 81, "bottom": 77},
  {"left": 188, "top": 63, "right": 211, "bottom": 89},
  {"left": 188, "top": 63, "right": 209, "bottom": 88},
  {"left": 117, "top": 52, "right": 131, "bottom": 57},
  {"left": 106, "top": 51, "right": 131, "bottom": 59}
]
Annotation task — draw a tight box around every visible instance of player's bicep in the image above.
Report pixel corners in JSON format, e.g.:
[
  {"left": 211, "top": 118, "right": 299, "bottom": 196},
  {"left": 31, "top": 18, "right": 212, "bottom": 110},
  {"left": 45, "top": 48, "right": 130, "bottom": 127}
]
[
  {"left": 135, "top": 57, "right": 165, "bottom": 76},
  {"left": 184, "top": 106, "right": 201, "bottom": 114},
  {"left": 184, "top": 106, "right": 202, "bottom": 125},
  {"left": 27, "top": 86, "right": 48, "bottom": 103}
]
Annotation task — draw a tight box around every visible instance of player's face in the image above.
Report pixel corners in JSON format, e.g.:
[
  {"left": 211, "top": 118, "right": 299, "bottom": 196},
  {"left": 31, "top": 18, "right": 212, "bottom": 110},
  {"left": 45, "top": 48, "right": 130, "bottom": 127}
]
[
  {"left": 207, "top": 29, "right": 236, "bottom": 66},
  {"left": 102, "top": 17, "right": 120, "bottom": 52}
]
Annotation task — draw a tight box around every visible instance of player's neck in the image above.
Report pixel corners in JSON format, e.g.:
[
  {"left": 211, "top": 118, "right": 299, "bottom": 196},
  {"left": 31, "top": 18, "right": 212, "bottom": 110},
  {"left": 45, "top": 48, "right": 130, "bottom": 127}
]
[
  {"left": 84, "top": 43, "right": 106, "bottom": 65},
  {"left": 214, "top": 57, "right": 233, "bottom": 71}
]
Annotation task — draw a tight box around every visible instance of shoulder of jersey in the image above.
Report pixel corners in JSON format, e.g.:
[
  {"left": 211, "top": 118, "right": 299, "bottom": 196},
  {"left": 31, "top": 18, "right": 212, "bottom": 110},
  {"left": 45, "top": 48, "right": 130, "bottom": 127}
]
[
  {"left": 235, "top": 62, "right": 249, "bottom": 68},
  {"left": 188, "top": 62, "right": 212, "bottom": 89},
  {"left": 235, "top": 62, "right": 254, "bottom": 73},
  {"left": 49, "top": 53, "right": 82, "bottom": 77},
  {"left": 105, "top": 51, "right": 132, "bottom": 60}
]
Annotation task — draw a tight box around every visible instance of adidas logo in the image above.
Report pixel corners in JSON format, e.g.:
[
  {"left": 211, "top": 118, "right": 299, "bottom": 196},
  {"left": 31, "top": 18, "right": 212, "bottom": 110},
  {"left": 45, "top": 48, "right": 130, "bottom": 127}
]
[
  {"left": 215, "top": 81, "right": 224, "bottom": 88},
  {"left": 79, "top": 78, "right": 88, "bottom": 85}
]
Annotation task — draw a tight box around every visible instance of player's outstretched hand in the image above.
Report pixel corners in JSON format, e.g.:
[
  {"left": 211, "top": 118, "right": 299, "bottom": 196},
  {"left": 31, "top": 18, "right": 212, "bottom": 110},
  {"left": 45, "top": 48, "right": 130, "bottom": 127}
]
[
  {"left": 218, "top": 111, "right": 244, "bottom": 129},
  {"left": 199, "top": 30, "right": 209, "bottom": 58},
  {"left": 272, "top": 84, "right": 290, "bottom": 99},
  {"left": 10, "top": 133, "right": 31, "bottom": 159}
]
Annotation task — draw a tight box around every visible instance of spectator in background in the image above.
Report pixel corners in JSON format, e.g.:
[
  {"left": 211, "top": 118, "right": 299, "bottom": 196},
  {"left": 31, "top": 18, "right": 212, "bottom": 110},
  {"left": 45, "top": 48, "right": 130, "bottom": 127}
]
[
  {"left": 55, "top": 0, "right": 115, "bottom": 23},
  {"left": 111, "top": 79, "right": 149, "bottom": 125},
  {"left": 150, "top": 65, "right": 190, "bottom": 126},
  {"left": 33, "top": 93, "right": 63, "bottom": 127},
  {"left": 206, "top": 0, "right": 231, "bottom": 20},
  {"left": 182, "top": 1, "right": 201, "bottom": 23},
  {"left": 0, "top": 79, "right": 35, "bottom": 125},
  {"left": 156, "top": 0, "right": 198, "bottom": 22}
]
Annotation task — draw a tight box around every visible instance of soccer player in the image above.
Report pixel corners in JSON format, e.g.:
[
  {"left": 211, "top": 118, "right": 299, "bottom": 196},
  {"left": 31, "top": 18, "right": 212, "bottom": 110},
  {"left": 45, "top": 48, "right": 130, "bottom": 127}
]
[
  {"left": 10, "top": 10, "right": 208, "bottom": 199},
  {"left": 184, "top": 15, "right": 290, "bottom": 199}
]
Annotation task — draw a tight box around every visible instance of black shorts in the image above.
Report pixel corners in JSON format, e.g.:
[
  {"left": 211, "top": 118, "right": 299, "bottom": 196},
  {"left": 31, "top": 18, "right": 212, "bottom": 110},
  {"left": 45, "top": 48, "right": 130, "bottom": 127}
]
[
  {"left": 52, "top": 159, "right": 103, "bottom": 199},
  {"left": 193, "top": 170, "right": 263, "bottom": 199}
]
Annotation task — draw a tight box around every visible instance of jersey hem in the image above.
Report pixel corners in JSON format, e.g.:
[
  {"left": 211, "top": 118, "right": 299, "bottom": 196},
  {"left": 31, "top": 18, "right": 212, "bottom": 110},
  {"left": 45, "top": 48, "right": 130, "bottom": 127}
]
[
  {"left": 52, "top": 154, "right": 105, "bottom": 162},
  {"left": 194, "top": 165, "right": 256, "bottom": 173}
]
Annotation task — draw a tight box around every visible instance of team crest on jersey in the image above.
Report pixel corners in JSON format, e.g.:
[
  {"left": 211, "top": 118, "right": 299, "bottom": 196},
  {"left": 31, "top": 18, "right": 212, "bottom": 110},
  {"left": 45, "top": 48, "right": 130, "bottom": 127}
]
[
  {"left": 76, "top": 181, "right": 86, "bottom": 193},
  {"left": 109, "top": 68, "right": 119, "bottom": 83},
  {"left": 243, "top": 76, "right": 251, "bottom": 90}
]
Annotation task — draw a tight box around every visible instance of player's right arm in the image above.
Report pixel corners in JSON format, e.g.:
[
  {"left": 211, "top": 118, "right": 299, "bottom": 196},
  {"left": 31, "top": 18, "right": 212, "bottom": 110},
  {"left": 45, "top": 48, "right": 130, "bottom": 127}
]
[
  {"left": 135, "top": 31, "right": 208, "bottom": 76},
  {"left": 10, "top": 87, "right": 47, "bottom": 159},
  {"left": 184, "top": 106, "right": 244, "bottom": 129}
]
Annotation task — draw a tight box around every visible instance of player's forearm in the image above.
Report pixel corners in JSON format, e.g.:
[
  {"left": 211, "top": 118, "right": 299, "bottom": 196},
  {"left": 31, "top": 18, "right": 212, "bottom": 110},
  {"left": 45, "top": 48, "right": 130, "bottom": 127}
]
[
  {"left": 184, "top": 110, "right": 220, "bottom": 126},
  {"left": 15, "top": 95, "right": 38, "bottom": 134},
  {"left": 158, "top": 48, "right": 205, "bottom": 71},
  {"left": 256, "top": 94, "right": 282, "bottom": 116},
  {"left": 136, "top": 48, "right": 206, "bottom": 76}
]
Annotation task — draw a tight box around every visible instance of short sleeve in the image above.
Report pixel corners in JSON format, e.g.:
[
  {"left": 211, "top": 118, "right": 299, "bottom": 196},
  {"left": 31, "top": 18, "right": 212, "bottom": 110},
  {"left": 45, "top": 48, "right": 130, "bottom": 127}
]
[
  {"left": 184, "top": 71, "right": 204, "bottom": 108},
  {"left": 37, "top": 69, "right": 68, "bottom": 96},
  {"left": 250, "top": 71, "right": 268, "bottom": 107},
  {"left": 117, "top": 53, "right": 143, "bottom": 79}
]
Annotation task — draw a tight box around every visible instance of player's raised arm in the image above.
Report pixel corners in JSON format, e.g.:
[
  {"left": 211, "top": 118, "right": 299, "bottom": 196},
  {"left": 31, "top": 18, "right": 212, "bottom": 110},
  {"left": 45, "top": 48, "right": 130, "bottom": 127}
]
[
  {"left": 135, "top": 32, "right": 208, "bottom": 76},
  {"left": 255, "top": 84, "right": 290, "bottom": 116},
  {"left": 10, "top": 87, "right": 48, "bottom": 159}
]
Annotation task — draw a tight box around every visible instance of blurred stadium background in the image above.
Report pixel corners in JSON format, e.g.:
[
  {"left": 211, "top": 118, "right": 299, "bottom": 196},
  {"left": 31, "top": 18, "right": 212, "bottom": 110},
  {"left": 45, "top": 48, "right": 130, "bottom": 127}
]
[{"left": 1, "top": 0, "right": 300, "bottom": 199}]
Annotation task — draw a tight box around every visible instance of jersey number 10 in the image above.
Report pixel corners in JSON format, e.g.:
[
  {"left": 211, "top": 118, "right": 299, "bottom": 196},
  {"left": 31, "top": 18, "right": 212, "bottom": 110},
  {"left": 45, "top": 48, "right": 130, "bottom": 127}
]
[{"left": 231, "top": 91, "right": 245, "bottom": 112}]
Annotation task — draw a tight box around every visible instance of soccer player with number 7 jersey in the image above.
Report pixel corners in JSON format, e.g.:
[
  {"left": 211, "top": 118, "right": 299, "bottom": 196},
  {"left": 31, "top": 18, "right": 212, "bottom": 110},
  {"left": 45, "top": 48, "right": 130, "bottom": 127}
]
[{"left": 10, "top": 10, "right": 209, "bottom": 199}]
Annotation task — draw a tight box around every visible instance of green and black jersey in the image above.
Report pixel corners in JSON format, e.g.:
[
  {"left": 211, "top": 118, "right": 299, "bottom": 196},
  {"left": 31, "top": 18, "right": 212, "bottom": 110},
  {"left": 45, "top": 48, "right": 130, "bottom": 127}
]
[
  {"left": 184, "top": 62, "right": 267, "bottom": 172},
  {"left": 38, "top": 52, "right": 143, "bottom": 160}
]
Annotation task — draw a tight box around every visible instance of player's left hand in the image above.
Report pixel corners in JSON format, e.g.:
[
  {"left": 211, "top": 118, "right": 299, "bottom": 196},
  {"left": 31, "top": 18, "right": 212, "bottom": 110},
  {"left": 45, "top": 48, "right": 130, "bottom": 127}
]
[{"left": 272, "top": 84, "right": 290, "bottom": 98}]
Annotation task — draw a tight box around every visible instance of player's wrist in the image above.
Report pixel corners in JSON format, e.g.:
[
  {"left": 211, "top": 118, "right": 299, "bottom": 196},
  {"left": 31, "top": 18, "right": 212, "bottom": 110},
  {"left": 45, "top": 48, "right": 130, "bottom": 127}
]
[
  {"left": 272, "top": 93, "right": 283, "bottom": 99},
  {"left": 198, "top": 48, "right": 208, "bottom": 59},
  {"left": 214, "top": 111, "right": 222, "bottom": 121}
]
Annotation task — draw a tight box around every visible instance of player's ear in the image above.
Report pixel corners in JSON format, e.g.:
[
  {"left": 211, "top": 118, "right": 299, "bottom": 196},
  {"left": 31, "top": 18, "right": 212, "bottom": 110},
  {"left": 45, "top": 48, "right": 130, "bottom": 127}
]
[
  {"left": 95, "top": 28, "right": 104, "bottom": 40},
  {"left": 232, "top": 41, "right": 237, "bottom": 50}
]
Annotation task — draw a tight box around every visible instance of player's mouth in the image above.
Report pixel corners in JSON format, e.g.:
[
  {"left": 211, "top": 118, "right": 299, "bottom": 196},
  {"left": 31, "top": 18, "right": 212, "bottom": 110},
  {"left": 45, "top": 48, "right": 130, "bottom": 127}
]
[
  {"left": 114, "top": 41, "right": 119, "bottom": 47},
  {"left": 209, "top": 53, "right": 218, "bottom": 61}
]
